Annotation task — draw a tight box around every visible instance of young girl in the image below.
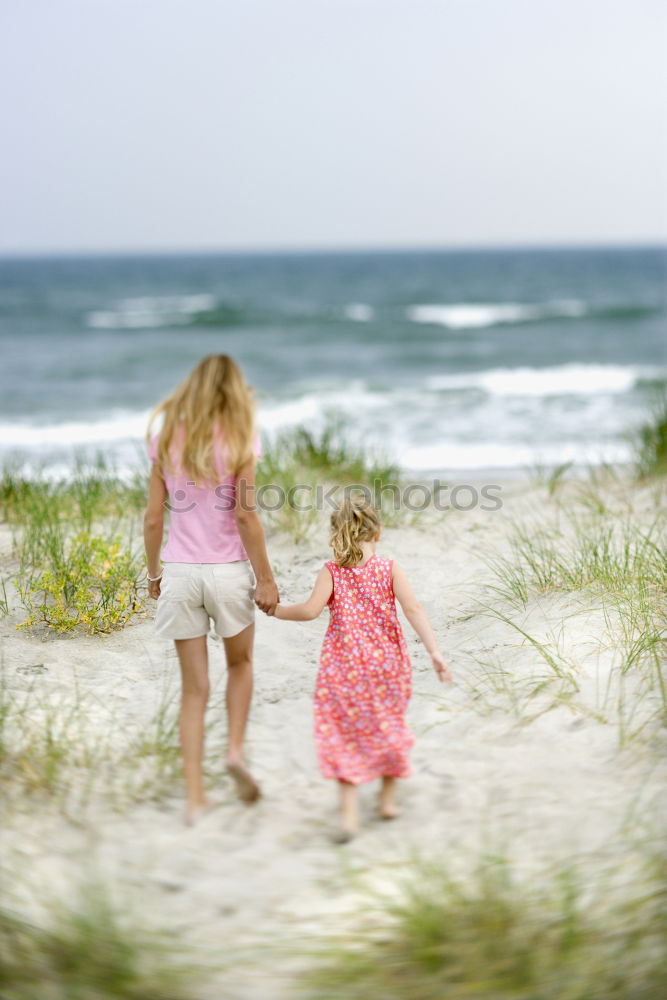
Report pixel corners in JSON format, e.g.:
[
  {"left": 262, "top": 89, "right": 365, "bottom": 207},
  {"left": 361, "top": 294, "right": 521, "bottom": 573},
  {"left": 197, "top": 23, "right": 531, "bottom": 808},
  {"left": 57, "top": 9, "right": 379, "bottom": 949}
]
[
  {"left": 144, "top": 354, "right": 279, "bottom": 825},
  {"left": 273, "top": 495, "right": 451, "bottom": 841}
]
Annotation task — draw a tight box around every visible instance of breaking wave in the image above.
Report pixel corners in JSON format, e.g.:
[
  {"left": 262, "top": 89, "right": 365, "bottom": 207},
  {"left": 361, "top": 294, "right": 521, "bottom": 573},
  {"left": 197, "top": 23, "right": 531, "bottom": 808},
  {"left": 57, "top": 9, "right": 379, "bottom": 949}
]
[{"left": 406, "top": 300, "right": 657, "bottom": 329}]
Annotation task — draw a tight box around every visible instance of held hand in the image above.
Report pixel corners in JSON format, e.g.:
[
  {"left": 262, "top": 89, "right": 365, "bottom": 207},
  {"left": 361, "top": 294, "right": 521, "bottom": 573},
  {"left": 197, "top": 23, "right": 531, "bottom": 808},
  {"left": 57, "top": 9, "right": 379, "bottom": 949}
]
[
  {"left": 255, "top": 579, "right": 279, "bottom": 616},
  {"left": 148, "top": 578, "right": 161, "bottom": 600},
  {"left": 431, "top": 650, "right": 452, "bottom": 683}
]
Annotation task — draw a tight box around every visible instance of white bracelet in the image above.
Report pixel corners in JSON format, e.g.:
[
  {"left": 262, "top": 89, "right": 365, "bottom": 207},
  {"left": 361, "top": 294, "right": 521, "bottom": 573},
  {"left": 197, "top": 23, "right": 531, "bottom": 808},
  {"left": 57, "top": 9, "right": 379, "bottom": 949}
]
[{"left": 147, "top": 570, "right": 163, "bottom": 582}]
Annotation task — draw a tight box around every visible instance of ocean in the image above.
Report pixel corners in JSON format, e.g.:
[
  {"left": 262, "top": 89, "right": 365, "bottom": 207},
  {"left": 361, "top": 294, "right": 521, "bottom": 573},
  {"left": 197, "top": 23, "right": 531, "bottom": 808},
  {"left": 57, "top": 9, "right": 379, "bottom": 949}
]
[{"left": 1, "top": 247, "right": 665, "bottom": 476}]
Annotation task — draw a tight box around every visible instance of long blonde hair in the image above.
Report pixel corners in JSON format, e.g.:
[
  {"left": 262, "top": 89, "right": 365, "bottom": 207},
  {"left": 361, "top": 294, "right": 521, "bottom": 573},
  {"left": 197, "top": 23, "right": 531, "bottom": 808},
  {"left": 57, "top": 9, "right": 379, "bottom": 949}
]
[
  {"left": 147, "top": 355, "right": 255, "bottom": 482},
  {"left": 330, "top": 495, "right": 382, "bottom": 568}
]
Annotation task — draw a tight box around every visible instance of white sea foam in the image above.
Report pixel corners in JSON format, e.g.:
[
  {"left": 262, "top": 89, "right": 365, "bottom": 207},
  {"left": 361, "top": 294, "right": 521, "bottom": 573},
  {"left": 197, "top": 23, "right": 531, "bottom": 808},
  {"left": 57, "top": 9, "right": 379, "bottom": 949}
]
[
  {"left": 259, "top": 381, "right": 382, "bottom": 430},
  {"left": 86, "top": 294, "right": 217, "bottom": 329},
  {"left": 425, "top": 364, "right": 653, "bottom": 397},
  {"left": 0, "top": 364, "right": 653, "bottom": 474},
  {"left": 344, "top": 303, "right": 374, "bottom": 322},
  {"left": 400, "top": 439, "right": 631, "bottom": 472},
  {"left": 1, "top": 411, "right": 151, "bottom": 447},
  {"left": 407, "top": 300, "right": 587, "bottom": 329},
  {"left": 1, "top": 363, "right": 652, "bottom": 456}
]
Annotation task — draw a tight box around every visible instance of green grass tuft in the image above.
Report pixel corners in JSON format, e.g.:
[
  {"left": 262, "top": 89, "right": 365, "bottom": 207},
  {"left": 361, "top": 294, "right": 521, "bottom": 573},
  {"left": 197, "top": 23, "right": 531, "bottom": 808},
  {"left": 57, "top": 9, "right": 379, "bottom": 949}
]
[
  {"left": 17, "top": 532, "right": 142, "bottom": 634},
  {"left": 487, "top": 517, "right": 666, "bottom": 604},
  {"left": 0, "top": 455, "right": 147, "bottom": 634},
  {"left": 257, "top": 417, "right": 403, "bottom": 540},
  {"left": 633, "top": 396, "right": 667, "bottom": 479},
  {"left": 259, "top": 417, "right": 401, "bottom": 487},
  {"left": 481, "top": 510, "right": 666, "bottom": 741},
  {"left": 0, "top": 451, "right": 148, "bottom": 527},
  {"left": 0, "top": 882, "right": 207, "bottom": 1000},
  {"left": 301, "top": 857, "right": 667, "bottom": 1000}
]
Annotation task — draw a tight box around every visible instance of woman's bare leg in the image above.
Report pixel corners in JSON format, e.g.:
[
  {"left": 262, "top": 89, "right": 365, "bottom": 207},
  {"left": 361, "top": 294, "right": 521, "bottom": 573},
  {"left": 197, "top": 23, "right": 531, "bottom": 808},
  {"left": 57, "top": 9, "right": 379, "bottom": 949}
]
[
  {"left": 174, "top": 635, "right": 211, "bottom": 825},
  {"left": 223, "top": 624, "right": 260, "bottom": 802}
]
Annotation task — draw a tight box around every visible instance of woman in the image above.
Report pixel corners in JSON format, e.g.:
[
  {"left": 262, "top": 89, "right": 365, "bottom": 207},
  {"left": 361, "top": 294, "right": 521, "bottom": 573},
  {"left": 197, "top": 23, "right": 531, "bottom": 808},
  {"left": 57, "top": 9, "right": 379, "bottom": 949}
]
[{"left": 144, "top": 354, "right": 278, "bottom": 825}]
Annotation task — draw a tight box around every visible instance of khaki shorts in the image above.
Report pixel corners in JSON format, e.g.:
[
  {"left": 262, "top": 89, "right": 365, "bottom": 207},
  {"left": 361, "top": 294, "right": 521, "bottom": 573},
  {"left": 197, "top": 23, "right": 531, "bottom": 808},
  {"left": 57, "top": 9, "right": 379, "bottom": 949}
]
[{"left": 155, "top": 561, "right": 255, "bottom": 640}]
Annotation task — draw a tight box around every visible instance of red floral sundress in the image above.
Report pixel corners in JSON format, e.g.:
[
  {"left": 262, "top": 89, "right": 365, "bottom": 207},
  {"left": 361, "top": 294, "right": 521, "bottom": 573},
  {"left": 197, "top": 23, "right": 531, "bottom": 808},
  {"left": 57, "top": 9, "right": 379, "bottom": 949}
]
[{"left": 314, "top": 555, "right": 414, "bottom": 785}]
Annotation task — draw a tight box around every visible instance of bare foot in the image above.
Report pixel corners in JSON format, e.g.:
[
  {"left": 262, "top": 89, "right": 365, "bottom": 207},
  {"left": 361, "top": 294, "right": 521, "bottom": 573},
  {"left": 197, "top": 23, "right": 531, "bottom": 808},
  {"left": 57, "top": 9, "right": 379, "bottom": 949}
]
[
  {"left": 331, "top": 826, "right": 356, "bottom": 845},
  {"left": 226, "top": 759, "right": 261, "bottom": 803},
  {"left": 379, "top": 803, "right": 400, "bottom": 821},
  {"left": 184, "top": 797, "right": 217, "bottom": 827}
]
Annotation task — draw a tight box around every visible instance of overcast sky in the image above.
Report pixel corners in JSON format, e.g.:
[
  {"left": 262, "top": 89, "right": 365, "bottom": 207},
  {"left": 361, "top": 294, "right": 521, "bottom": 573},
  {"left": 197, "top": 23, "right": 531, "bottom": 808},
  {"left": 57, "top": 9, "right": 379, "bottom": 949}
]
[{"left": 1, "top": 0, "right": 665, "bottom": 253}]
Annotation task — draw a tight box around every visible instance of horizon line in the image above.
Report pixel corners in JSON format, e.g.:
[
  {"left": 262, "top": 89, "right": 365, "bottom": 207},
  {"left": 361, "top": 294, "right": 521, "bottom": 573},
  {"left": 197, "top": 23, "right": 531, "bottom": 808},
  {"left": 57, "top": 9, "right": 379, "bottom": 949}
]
[{"left": 0, "top": 238, "right": 666, "bottom": 261}]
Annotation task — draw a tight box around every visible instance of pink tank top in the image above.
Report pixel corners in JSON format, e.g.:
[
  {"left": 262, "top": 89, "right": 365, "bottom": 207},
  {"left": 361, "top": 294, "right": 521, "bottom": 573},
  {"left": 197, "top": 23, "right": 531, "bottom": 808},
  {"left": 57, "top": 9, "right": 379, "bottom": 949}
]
[{"left": 148, "top": 424, "right": 260, "bottom": 563}]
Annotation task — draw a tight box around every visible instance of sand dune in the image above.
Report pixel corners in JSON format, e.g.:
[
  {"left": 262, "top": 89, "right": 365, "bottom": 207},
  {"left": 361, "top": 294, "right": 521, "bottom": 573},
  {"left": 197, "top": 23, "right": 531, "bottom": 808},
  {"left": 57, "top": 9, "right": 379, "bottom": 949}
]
[{"left": 1, "top": 476, "right": 665, "bottom": 997}]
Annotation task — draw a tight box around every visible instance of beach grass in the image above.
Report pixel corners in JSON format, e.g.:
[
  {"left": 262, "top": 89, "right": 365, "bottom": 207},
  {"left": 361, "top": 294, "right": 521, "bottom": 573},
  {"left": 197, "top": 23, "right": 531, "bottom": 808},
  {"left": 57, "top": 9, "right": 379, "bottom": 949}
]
[
  {"left": 1, "top": 666, "right": 110, "bottom": 809},
  {"left": 1, "top": 664, "right": 231, "bottom": 814},
  {"left": 17, "top": 531, "right": 143, "bottom": 634},
  {"left": 529, "top": 460, "right": 574, "bottom": 497},
  {"left": 485, "top": 513, "right": 666, "bottom": 608},
  {"left": 0, "top": 455, "right": 147, "bottom": 634},
  {"left": 464, "top": 654, "right": 581, "bottom": 726},
  {"left": 300, "top": 855, "right": 667, "bottom": 1000},
  {"left": 633, "top": 395, "right": 667, "bottom": 479},
  {"left": 0, "top": 452, "right": 147, "bottom": 527},
  {"left": 0, "top": 881, "right": 207, "bottom": 1000},
  {"left": 257, "top": 418, "right": 404, "bottom": 539},
  {"left": 475, "top": 497, "right": 667, "bottom": 742},
  {"left": 259, "top": 418, "right": 401, "bottom": 488}
]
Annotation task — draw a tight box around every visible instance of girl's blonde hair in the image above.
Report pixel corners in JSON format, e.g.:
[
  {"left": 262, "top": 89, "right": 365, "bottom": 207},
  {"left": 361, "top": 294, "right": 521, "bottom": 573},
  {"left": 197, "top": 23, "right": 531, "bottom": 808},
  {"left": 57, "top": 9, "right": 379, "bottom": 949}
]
[
  {"left": 330, "top": 495, "right": 381, "bottom": 568},
  {"left": 147, "top": 354, "right": 255, "bottom": 482}
]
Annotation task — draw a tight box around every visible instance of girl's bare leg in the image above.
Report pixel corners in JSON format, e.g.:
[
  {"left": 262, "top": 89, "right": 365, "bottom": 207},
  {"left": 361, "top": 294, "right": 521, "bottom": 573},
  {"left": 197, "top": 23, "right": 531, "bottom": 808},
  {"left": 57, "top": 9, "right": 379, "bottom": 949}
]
[
  {"left": 223, "top": 624, "right": 260, "bottom": 802},
  {"left": 335, "top": 780, "right": 359, "bottom": 842},
  {"left": 174, "top": 636, "right": 211, "bottom": 825},
  {"left": 379, "top": 776, "right": 399, "bottom": 819}
]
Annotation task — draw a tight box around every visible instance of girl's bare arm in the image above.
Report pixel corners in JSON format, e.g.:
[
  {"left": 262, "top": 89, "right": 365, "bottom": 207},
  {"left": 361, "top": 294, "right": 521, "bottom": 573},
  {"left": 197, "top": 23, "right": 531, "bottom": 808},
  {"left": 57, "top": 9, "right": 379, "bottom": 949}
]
[
  {"left": 392, "top": 563, "right": 452, "bottom": 682},
  {"left": 274, "top": 566, "right": 333, "bottom": 621}
]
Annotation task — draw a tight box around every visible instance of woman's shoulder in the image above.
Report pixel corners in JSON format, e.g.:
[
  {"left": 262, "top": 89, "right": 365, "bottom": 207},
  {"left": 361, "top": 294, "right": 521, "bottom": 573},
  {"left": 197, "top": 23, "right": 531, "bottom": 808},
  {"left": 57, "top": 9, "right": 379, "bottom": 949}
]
[
  {"left": 147, "top": 420, "right": 183, "bottom": 461},
  {"left": 147, "top": 431, "right": 160, "bottom": 463}
]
